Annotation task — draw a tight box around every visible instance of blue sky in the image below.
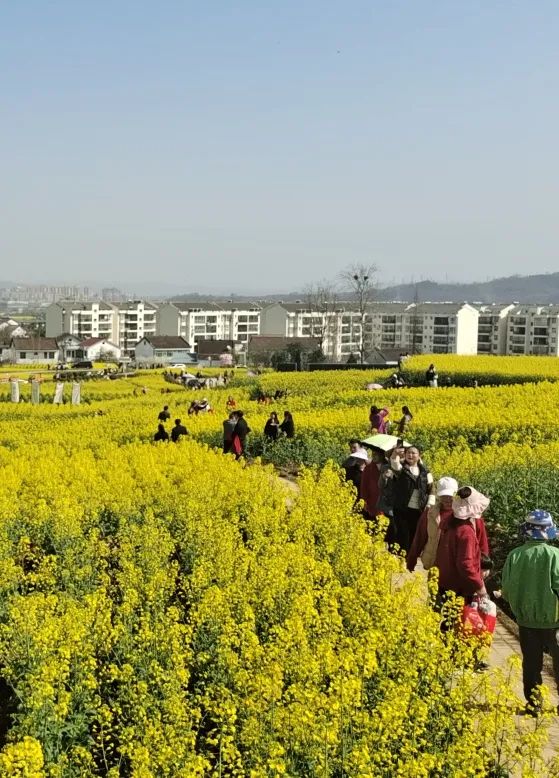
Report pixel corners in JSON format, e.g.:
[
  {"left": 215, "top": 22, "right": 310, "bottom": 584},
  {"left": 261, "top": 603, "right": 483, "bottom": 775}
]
[{"left": 1, "top": 1, "right": 558, "bottom": 293}]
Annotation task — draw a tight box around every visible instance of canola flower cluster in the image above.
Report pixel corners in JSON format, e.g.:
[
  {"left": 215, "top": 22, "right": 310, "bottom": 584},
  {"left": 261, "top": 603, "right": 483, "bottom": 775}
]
[{"left": 0, "top": 357, "right": 558, "bottom": 774}]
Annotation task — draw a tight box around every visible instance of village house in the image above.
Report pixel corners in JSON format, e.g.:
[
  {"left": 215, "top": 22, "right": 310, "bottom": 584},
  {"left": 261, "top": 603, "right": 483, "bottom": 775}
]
[
  {"left": 134, "top": 336, "right": 192, "bottom": 366},
  {"left": 10, "top": 337, "right": 60, "bottom": 364}
]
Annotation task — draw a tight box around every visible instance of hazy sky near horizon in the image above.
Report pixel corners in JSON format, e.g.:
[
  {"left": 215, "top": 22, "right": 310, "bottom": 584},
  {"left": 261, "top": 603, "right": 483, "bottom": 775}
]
[{"left": 2, "top": 1, "right": 558, "bottom": 293}]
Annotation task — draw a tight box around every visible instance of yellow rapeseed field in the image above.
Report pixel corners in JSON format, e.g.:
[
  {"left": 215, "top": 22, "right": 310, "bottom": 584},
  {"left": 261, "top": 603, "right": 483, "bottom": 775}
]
[{"left": 0, "top": 358, "right": 558, "bottom": 775}]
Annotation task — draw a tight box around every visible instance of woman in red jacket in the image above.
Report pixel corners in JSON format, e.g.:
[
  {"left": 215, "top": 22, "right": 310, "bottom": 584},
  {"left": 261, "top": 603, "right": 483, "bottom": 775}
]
[
  {"left": 408, "top": 482, "right": 491, "bottom": 574},
  {"left": 435, "top": 486, "right": 491, "bottom": 603}
]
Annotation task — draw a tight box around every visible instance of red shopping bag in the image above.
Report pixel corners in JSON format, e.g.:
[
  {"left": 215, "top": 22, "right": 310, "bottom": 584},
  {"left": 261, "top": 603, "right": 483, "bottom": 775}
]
[{"left": 461, "top": 599, "right": 497, "bottom": 637}]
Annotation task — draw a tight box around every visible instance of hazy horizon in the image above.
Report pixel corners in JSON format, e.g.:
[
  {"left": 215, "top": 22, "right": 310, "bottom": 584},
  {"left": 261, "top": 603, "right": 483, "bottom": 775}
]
[{"left": 2, "top": 2, "right": 558, "bottom": 292}]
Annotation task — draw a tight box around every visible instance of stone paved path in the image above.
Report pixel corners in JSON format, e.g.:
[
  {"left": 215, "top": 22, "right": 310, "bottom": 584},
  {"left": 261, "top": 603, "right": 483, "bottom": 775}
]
[{"left": 490, "top": 617, "right": 559, "bottom": 762}]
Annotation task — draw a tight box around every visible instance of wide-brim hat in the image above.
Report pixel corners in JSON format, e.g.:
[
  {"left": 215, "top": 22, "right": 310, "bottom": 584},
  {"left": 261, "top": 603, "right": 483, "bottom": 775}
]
[
  {"left": 452, "top": 487, "right": 490, "bottom": 520},
  {"left": 522, "top": 510, "right": 557, "bottom": 541}
]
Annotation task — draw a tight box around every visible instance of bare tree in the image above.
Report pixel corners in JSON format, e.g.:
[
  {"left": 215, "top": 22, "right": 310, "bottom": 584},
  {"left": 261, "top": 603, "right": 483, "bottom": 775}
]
[
  {"left": 339, "top": 263, "right": 378, "bottom": 363},
  {"left": 302, "top": 281, "right": 339, "bottom": 358}
]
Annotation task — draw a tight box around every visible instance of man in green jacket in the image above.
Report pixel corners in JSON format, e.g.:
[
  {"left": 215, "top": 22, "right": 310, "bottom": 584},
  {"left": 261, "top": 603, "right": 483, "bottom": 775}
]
[{"left": 501, "top": 509, "right": 559, "bottom": 710}]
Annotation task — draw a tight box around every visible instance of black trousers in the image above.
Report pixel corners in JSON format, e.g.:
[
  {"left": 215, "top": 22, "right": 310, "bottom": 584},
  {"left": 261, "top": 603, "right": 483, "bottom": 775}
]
[
  {"left": 518, "top": 626, "right": 559, "bottom": 703},
  {"left": 393, "top": 506, "right": 422, "bottom": 553}
]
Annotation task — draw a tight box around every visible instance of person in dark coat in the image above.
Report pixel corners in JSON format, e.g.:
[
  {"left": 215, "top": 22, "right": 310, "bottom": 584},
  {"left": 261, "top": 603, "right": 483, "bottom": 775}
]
[
  {"left": 279, "top": 411, "right": 295, "bottom": 438},
  {"left": 426, "top": 364, "right": 438, "bottom": 387},
  {"left": 171, "top": 418, "right": 188, "bottom": 442},
  {"left": 154, "top": 423, "right": 169, "bottom": 442},
  {"left": 231, "top": 410, "right": 250, "bottom": 459},
  {"left": 158, "top": 405, "right": 171, "bottom": 422},
  {"left": 390, "top": 445, "right": 435, "bottom": 552},
  {"left": 223, "top": 412, "right": 237, "bottom": 454},
  {"left": 264, "top": 411, "right": 280, "bottom": 440}
]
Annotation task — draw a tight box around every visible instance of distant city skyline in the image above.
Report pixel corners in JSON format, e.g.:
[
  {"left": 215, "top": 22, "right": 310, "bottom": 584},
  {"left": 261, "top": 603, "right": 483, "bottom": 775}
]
[{"left": 2, "top": 2, "right": 558, "bottom": 290}]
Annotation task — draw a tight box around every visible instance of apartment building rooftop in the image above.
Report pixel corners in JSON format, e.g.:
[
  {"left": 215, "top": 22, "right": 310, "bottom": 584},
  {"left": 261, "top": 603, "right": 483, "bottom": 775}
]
[
  {"left": 54, "top": 300, "right": 115, "bottom": 311},
  {"left": 170, "top": 301, "right": 226, "bottom": 312},
  {"left": 410, "top": 302, "right": 476, "bottom": 314},
  {"left": 508, "top": 305, "right": 559, "bottom": 315},
  {"left": 118, "top": 301, "right": 157, "bottom": 310},
  {"left": 169, "top": 300, "right": 262, "bottom": 311}
]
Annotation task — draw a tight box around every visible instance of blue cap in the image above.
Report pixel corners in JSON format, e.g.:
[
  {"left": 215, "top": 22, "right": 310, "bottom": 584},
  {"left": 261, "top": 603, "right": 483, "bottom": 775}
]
[{"left": 521, "top": 509, "right": 557, "bottom": 541}]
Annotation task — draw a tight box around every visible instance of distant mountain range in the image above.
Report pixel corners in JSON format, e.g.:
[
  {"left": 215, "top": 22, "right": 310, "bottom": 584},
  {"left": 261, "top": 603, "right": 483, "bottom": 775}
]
[
  {"left": 374, "top": 273, "right": 559, "bottom": 305},
  {"left": 171, "top": 273, "right": 559, "bottom": 305},
  {"left": 4, "top": 272, "right": 559, "bottom": 305}
]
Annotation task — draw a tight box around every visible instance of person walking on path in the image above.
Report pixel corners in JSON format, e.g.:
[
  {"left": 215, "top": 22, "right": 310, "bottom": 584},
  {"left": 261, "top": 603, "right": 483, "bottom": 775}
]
[
  {"left": 390, "top": 445, "right": 435, "bottom": 552},
  {"left": 434, "top": 487, "right": 490, "bottom": 605},
  {"left": 501, "top": 510, "right": 559, "bottom": 712},
  {"left": 369, "top": 405, "right": 389, "bottom": 434},
  {"left": 342, "top": 441, "right": 369, "bottom": 492},
  {"left": 408, "top": 482, "right": 492, "bottom": 574},
  {"left": 171, "top": 418, "right": 188, "bottom": 443},
  {"left": 407, "top": 476, "right": 457, "bottom": 572},
  {"left": 359, "top": 449, "right": 388, "bottom": 522}
]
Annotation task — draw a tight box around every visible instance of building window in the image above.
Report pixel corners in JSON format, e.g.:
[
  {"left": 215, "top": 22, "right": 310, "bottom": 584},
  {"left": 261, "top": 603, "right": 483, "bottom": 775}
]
[{"left": 19, "top": 352, "right": 26, "bottom": 359}]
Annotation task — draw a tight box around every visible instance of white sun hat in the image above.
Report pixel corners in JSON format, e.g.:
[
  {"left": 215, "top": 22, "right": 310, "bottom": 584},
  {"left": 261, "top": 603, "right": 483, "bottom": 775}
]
[{"left": 436, "top": 477, "right": 458, "bottom": 497}]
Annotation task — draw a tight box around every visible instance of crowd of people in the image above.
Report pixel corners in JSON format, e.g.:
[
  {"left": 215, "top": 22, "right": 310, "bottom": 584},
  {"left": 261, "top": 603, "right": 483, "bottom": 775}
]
[
  {"left": 149, "top": 372, "right": 559, "bottom": 711},
  {"left": 153, "top": 393, "right": 298, "bottom": 461},
  {"left": 153, "top": 405, "right": 189, "bottom": 442},
  {"left": 343, "top": 429, "right": 559, "bottom": 713}
]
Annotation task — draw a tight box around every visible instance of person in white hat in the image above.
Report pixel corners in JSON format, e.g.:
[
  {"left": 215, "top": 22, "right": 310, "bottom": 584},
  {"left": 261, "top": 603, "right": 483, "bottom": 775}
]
[
  {"left": 342, "top": 440, "right": 370, "bottom": 492},
  {"left": 407, "top": 476, "right": 458, "bottom": 572}
]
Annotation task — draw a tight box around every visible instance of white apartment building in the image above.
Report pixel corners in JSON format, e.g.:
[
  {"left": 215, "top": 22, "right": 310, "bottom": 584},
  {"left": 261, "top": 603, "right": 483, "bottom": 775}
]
[
  {"left": 505, "top": 305, "right": 559, "bottom": 356},
  {"left": 46, "top": 301, "right": 117, "bottom": 340},
  {"left": 260, "top": 301, "right": 479, "bottom": 360},
  {"left": 415, "top": 303, "right": 479, "bottom": 355},
  {"left": 116, "top": 301, "right": 157, "bottom": 355},
  {"left": 476, "top": 304, "right": 515, "bottom": 355},
  {"left": 46, "top": 300, "right": 157, "bottom": 356},
  {"left": 157, "top": 302, "right": 261, "bottom": 347}
]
